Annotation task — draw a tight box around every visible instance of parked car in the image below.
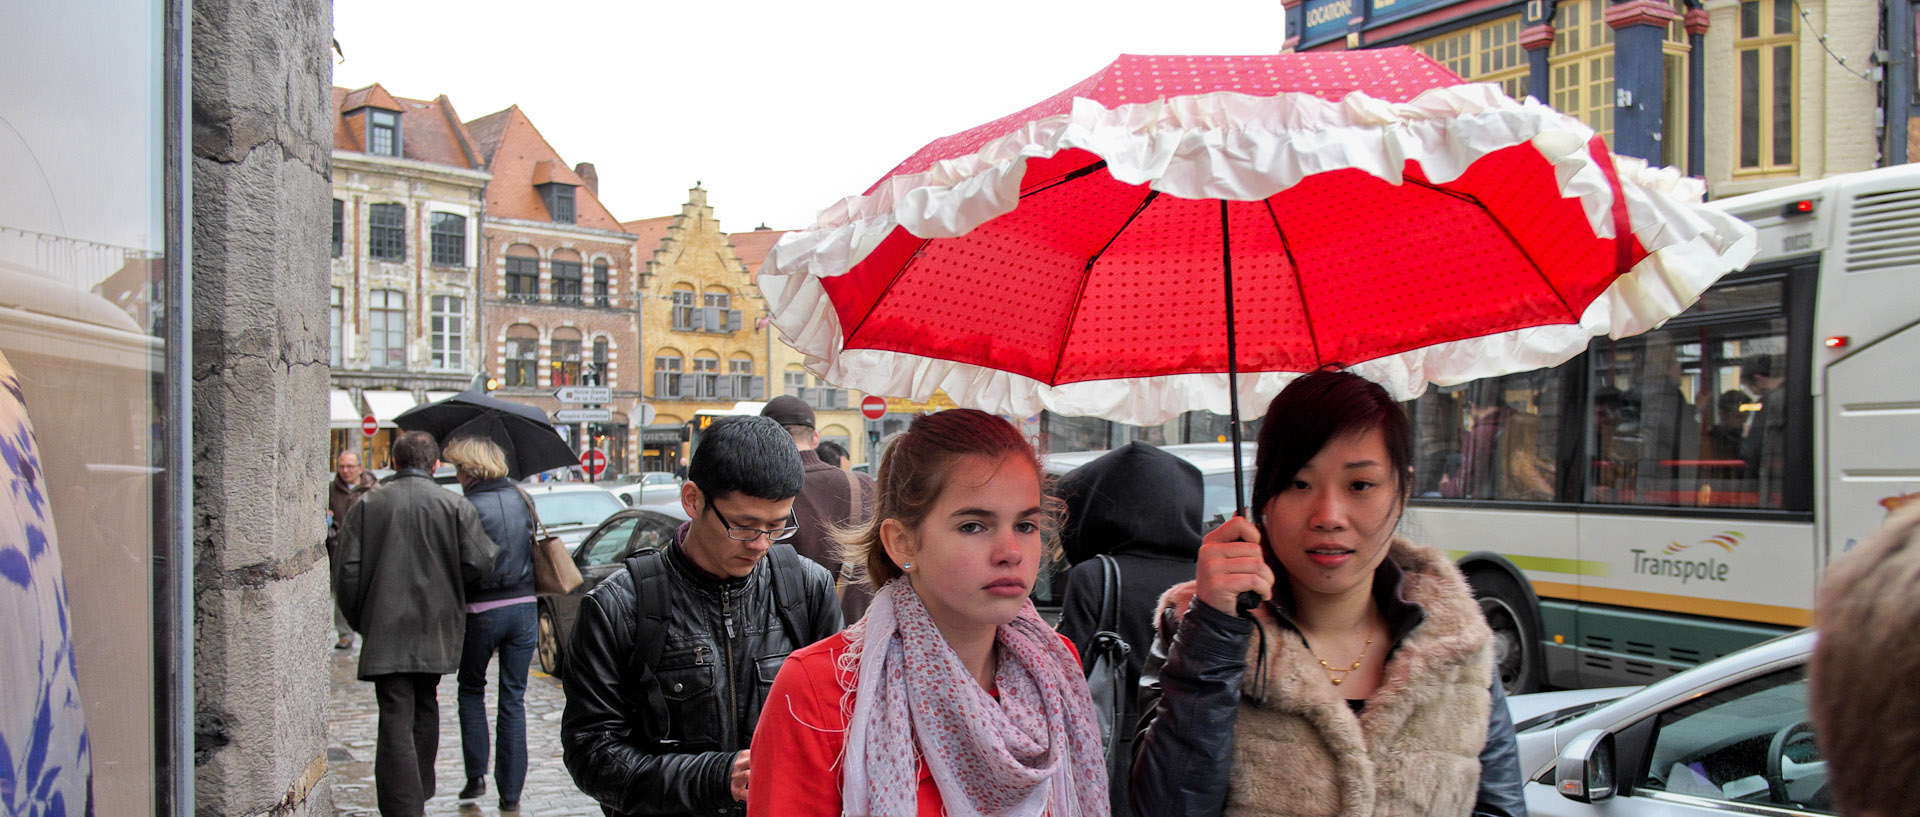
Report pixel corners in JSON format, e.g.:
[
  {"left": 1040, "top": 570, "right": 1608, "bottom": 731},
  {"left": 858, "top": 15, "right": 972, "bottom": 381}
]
[
  {"left": 1507, "top": 630, "right": 1826, "bottom": 817},
  {"left": 534, "top": 503, "right": 689, "bottom": 676},
  {"left": 520, "top": 483, "right": 626, "bottom": 551},
  {"left": 608, "top": 471, "right": 684, "bottom": 507}
]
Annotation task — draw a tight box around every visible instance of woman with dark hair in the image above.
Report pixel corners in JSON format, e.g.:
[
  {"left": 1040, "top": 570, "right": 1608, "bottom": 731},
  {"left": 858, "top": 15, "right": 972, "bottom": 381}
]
[
  {"left": 747, "top": 409, "right": 1109, "bottom": 816},
  {"left": 1130, "top": 369, "right": 1526, "bottom": 817}
]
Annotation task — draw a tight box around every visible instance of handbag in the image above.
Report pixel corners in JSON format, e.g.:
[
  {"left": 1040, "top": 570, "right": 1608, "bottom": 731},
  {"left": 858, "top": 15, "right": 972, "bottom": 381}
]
[
  {"left": 515, "top": 487, "right": 582, "bottom": 595},
  {"left": 1082, "top": 554, "right": 1132, "bottom": 777}
]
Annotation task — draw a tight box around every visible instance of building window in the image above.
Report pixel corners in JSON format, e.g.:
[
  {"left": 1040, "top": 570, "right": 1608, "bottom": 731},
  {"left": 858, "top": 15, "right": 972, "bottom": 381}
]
[
  {"left": 368, "top": 203, "right": 405, "bottom": 261},
  {"left": 1736, "top": 0, "right": 1797, "bottom": 172},
  {"left": 593, "top": 259, "right": 610, "bottom": 306},
  {"left": 1662, "top": 5, "right": 1693, "bottom": 170},
  {"left": 506, "top": 252, "right": 539, "bottom": 301},
  {"left": 552, "top": 258, "right": 583, "bottom": 304},
  {"left": 331, "top": 199, "right": 344, "bottom": 258},
  {"left": 702, "top": 291, "right": 740, "bottom": 333},
  {"left": 704, "top": 292, "right": 732, "bottom": 310},
  {"left": 592, "top": 338, "right": 609, "bottom": 386},
  {"left": 429, "top": 212, "right": 465, "bottom": 266},
  {"left": 506, "top": 324, "right": 539, "bottom": 387},
  {"left": 368, "top": 289, "right": 405, "bottom": 369},
  {"left": 330, "top": 286, "right": 343, "bottom": 366},
  {"left": 430, "top": 295, "right": 464, "bottom": 370},
  {"left": 368, "top": 109, "right": 400, "bottom": 157},
  {"left": 654, "top": 354, "right": 683, "bottom": 398},
  {"left": 729, "top": 358, "right": 755, "bottom": 399},
  {"left": 1550, "top": 0, "right": 1615, "bottom": 144},
  {"left": 551, "top": 328, "right": 583, "bottom": 387},
  {"left": 540, "top": 183, "right": 576, "bottom": 224},
  {"left": 1414, "top": 17, "right": 1530, "bottom": 100},
  {"left": 784, "top": 366, "right": 807, "bottom": 396},
  {"left": 671, "top": 288, "right": 697, "bottom": 330},
  {"left": 692, "top": 356, "right": 719, "bottom": 399}
]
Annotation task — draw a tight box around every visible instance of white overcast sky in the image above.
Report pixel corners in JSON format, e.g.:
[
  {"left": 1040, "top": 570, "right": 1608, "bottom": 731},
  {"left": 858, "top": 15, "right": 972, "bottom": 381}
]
[{"left": 331, "top": 0, "right": 1288, "bottom": 232}]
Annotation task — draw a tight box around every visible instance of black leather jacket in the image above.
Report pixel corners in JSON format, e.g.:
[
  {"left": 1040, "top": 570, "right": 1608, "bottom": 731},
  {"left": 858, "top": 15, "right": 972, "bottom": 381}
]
[
  {"left": 1130, "top": 567, "right": 1527, "bottom": 817},
  {"left": 560, "top": 536, "right": 841, "bottom": 817}
]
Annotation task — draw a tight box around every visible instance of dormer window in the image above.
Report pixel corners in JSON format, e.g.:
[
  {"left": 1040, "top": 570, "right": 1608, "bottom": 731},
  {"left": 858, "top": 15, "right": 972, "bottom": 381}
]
[
  {"left": 368, "top": 109, "right": 400, "bottom": 157},
  {"left": 539, "top": 182, "right": 576, "bottom": 224}
]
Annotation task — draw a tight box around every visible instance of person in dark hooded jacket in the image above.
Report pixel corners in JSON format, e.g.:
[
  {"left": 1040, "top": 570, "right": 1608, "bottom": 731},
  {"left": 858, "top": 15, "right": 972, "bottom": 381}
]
[{"left": 1054, "top": 441, "right": 1206, "bottom": 817}]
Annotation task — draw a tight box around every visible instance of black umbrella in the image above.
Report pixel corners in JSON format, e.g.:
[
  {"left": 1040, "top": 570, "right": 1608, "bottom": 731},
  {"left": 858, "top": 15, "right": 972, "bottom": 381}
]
[{"left": 394, "top": 388, "right": 578, "bottom": 480}]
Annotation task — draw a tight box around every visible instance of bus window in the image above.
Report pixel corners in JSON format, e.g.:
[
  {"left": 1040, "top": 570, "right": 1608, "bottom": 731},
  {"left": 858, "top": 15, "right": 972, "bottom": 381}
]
[
  {"left": 1408, "top": 368, "right": 1562, "bottom": 502},
  {"left": 1585, "top": 289, "right": 1793, "bottom": 509}
]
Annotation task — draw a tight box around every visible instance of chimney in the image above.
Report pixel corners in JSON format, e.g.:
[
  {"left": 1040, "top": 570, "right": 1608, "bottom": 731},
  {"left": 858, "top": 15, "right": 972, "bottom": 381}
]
[{"left": 574, "top": 162, "right": 599, "bottom": 196}]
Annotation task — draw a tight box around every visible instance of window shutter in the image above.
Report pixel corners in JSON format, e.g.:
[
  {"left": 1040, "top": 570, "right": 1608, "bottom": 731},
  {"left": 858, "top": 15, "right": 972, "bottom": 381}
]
[
  {"left": 716, "top": 376, "right": 734, "bottom": 400},
  {"left": 751, "top": 377, "right": 766, "bottom": 400},
  {"left": 833, "top": 389, "right": 849, "bottom": 410},
  {"left": 726, "top": 310, "right": 742, "bottom": 332},
  {"left": 654, "top": 372, "right": 668, "bottom": 397},
  {"left": 678, "top": 374, "right": 696, "bottom": 397}
]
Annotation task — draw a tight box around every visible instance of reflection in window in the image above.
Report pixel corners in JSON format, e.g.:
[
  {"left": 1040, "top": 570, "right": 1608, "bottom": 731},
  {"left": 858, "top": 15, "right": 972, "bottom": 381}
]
[
  {"left": 330, "top": 286, "right": 343, "bottom": 366},
  {"left": 671, "top": 288, "right": 697, "bottom": 330},
  {"left": 369, "top": 109, "right": 400, "bottom": 157},
  {"left": 552, "top": 257, "right": 583, "bottom": 304},
  {"left": 691, "top": 356, "right": 719, "bottom": 399},
  {"left": 654, "top": 354, "right": 683, "bottom": 399},
  {"left": 430, "top": 295, "right": 463, "bottom": 370},
  {"left": 1638, "top": 666, "right": 1831, "bottom": 812},
  {"left": 332, "top": 199, "right": 344, "bottom": 258},
  {"left": 593, "top": 259, "right": 610, "bottom": 306},
  {"left": 368, "top": 289, "right": 405, "bottom": 368},
  {"left": 1587, "top": 313, "right": 1789, "bottom": 509},
  {"left": 429, "top": 212, "right": 465, "bottom": 266},
  {"left": 551, "top": 328, "right": 582, "bottom": 386},
  {"left": 369, "top": 203, "right": 405, "bottom": 261},
  {"left": 506, "top": 252, "right": 539, "bottom": 300},
  {"left": 506, "top": 325, "right": 539, "bottom": 387},
  {"left": 584, "top": 517, "right": 640, "bottom": 565},
  {"left": 592, "top": 338, "right": 608, "bottom": 387},
  {"left": 1408, "top": 369, "right": 1561, "bottom": 502}
]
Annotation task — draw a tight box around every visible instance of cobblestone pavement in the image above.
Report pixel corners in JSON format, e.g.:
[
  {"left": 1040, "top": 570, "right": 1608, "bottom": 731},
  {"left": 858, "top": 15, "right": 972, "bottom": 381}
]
[{"left": 327, "top": 637, "right": 602, "bottom": 816}]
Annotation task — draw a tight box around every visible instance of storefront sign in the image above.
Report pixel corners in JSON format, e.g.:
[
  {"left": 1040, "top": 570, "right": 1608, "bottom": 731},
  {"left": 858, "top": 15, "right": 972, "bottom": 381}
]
[
  {"left": 1369, "top": 0, "right": 1449, "bottom": 21},
  {"left": 643, "top": 424, "right": 689, "bottom": 444},
  {"left": 1301, "top": 0, "right": 1356, "bottom": 41}
]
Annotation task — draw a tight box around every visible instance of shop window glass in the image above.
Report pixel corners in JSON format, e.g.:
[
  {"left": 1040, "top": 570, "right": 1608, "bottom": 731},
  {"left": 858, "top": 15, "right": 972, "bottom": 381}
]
[
  {"left": 506, "top": 325, "right": 539, "bottom": 387},
  {"left": 552, "top": 329, "right": 582, "bottom": 387}
]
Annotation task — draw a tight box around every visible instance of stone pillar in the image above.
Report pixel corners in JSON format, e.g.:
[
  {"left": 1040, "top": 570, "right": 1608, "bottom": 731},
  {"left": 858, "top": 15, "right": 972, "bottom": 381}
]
[
  {"left": 1685, "top": 3, "right": 1710, "bottom": 175},
  {"left": 190, "top": 0, "right": 335, "bottom": 814},
  {"left": 1607, "top": 0, "right": 1680, "bottom": 161}
]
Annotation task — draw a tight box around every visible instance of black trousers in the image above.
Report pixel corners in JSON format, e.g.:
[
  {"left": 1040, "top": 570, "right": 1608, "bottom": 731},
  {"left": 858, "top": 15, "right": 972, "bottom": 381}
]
[{"left": 372, "top": 673, "right": 442, "bottom": 817}]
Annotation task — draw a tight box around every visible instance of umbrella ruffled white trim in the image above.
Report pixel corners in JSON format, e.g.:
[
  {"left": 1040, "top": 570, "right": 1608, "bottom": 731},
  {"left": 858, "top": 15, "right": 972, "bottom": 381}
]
[{"left": 759, "top": 83, "right": 1758, "bottom": 426}]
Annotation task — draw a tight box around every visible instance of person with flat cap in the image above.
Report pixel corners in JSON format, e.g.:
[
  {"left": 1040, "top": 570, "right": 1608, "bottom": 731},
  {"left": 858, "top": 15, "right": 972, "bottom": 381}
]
[{"left": 762, "top": 394, "right": 878, "bottom": 622}]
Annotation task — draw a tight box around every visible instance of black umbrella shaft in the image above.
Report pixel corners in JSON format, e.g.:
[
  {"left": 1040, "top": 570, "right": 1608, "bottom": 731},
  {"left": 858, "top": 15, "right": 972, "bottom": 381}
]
[{"left": 1221, "top": 200, "right": 1245, "bottom": 517}]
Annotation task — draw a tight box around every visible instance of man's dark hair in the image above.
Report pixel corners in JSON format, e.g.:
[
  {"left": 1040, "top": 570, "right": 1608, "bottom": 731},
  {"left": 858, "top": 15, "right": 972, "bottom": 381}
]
[
  {"left": 390, "top": 430, "right": 440, "bottom": 471},
  {"left": 689, "top": 415, "right": 804, "bottom": 501},
  {"left": 815, "top": 440, "right": 848, "bottom": 468}
]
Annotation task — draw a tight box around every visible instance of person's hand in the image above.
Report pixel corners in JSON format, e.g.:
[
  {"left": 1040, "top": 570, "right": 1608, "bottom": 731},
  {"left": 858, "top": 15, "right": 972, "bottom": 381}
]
[
  {"left": 729, "top": 749, "right": 751, "bottom": 802},
  {"left": 1195, "top": 516, "right": 1274, "bottom": 615}
]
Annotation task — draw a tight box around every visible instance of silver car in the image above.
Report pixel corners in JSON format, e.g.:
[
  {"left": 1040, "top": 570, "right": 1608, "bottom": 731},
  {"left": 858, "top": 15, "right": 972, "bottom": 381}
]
[{"left": 1510, "top": 630, "right": 1829, "bottom": 817}]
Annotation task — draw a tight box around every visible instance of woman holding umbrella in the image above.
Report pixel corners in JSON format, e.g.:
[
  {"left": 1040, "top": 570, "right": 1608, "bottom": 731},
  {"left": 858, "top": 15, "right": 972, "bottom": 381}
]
[
  {"left": 440, "top": 436, "right": 538, "bottom": 812},
  {"left": 1130, "top": 369, "right": 1525, "bottom": 817},
  {"left": 747, "top": 409, "right": 1109, "bottom": 817}
]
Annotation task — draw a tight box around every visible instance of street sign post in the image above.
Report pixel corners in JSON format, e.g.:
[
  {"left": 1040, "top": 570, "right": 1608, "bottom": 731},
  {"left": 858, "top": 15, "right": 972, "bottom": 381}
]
[
  {"left": 580, "top": 449, "right": 608, "bottom": 478},
  {"left": 554, "top": 386, "right": 612, "bottom": 404},
  {"left": 360, "top": 414, "right": 378, "bottom": 437},
  {"left": 860, "top": 395, "right": 887, "bottom": 420},
  {"left": 554, "top": 408, "right": 613, "bottom": 423}
]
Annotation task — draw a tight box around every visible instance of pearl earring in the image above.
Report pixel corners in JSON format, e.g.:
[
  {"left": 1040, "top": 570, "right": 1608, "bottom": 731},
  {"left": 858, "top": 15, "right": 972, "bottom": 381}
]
[{"left": 901, "top": 561, "right": 913, "bottom": 571}]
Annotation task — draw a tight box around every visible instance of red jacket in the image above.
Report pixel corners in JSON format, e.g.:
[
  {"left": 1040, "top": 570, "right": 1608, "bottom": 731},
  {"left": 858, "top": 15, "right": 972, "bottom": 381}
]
[{"left": 746, "top": 630, "right": 1080, "bottom": 816}]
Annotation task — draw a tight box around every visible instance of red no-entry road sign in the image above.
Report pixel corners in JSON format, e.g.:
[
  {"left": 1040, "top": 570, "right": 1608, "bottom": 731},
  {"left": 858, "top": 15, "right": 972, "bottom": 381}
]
[
  {"left": 860, "top": 395, "right": 887, "bottom": 420},
  {"left": 360, "top": 415, "right": 378, "bottom": 437},
  {"left": 580, "top": 449, "right": 608, "bottom": 477}
]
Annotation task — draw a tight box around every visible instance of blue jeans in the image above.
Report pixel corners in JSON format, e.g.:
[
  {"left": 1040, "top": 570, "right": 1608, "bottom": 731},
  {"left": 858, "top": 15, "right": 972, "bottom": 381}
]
[{"left": 457, "top": 602, "right": 536, "bottom": 801}]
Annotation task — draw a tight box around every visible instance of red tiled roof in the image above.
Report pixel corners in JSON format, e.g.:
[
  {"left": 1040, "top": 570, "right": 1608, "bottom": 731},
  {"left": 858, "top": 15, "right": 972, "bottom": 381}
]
[
  {"left": 622, "top": 216, "right": 675, "bottom": 264},
  {"left": 331, "top": 85, "right": 483, "bottom": 170},
  {"left": 726, "top": 227, "right": 791, "bottom": 275},
  {"left": 466, "top": 105, "right": 625, "bottom": 231}
]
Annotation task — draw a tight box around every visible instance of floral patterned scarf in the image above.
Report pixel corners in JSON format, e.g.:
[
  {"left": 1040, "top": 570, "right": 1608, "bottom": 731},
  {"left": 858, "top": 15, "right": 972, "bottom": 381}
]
[{"left": 837, "top": 578, "right": 1109, "bottom": 817}]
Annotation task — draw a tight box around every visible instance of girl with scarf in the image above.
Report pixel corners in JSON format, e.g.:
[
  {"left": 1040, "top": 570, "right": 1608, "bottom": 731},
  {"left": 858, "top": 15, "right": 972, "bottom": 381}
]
[
  {"left": 1129, "top": 370, "right": 1526, "bottom": 817},
  {"left": 747, "top": 409, "right": 1109, "bottom": 817}
]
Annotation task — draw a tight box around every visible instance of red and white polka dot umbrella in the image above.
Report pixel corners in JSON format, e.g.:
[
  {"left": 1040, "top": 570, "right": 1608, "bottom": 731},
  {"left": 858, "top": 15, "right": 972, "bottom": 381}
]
[{"left": 761, "top": 50, "right": 1756, "bottom": 431}]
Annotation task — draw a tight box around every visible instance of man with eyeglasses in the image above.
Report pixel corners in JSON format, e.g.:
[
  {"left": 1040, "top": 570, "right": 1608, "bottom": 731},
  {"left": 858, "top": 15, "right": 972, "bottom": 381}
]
[{"left": 562, "top": 415, "right": 841, "bottom": 817}]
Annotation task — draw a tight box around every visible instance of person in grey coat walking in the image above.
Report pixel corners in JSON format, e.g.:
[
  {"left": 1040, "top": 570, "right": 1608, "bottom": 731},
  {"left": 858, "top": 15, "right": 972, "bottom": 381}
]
[{"left": 334, "top": 430, "right": 498, "bottom": 817}]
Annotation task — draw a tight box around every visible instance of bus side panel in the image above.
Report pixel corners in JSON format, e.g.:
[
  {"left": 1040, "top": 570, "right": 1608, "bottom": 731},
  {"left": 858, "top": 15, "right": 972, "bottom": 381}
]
[{"left": 1824, "top": 319, "right": 1920, "bottom": 566}]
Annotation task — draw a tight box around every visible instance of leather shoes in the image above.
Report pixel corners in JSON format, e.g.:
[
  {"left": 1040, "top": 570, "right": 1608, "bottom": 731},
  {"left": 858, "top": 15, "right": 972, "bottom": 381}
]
[
  {"left": 498, "top": 799, "right": 520, "bottom": 811},
  {"left": 458, "top": 777, "right": 484, "bottom": 799}
]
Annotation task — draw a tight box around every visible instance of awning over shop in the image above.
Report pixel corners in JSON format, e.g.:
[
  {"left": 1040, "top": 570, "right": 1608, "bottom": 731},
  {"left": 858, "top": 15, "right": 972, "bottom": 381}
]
[
  {"left": 361, "top": 390, "right": 418, "bottom": 428},
  {"left": 424, "top": 391, "right": 461, "bottom": 404},
  {"left": 329, "top": 389, "right": 361, "bottom": 429}
]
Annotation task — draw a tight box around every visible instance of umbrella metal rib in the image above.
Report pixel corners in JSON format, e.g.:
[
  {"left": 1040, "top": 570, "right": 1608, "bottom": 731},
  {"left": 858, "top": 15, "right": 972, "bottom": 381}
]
[
  {"left": 1048, "top": 188, "right": 1162, "bottom": 387},
  {"left": 1263, "top": 198, "right": 1321, "bottom": 368},
  {"left": 1398, "top": 176, "right": 1582, "bottom": 323}
]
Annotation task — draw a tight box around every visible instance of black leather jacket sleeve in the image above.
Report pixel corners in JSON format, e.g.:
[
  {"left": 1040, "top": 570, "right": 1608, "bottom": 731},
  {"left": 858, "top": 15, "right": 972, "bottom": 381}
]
[
  {"left": 1128, "top": 598, "right": 1254, "bottom": 817},
  {"left": 1475, "top": 676, "right": 1528, "bottom": 817},
  {"left": 560, "top": 576, "right": 737, "bottom": 816}
]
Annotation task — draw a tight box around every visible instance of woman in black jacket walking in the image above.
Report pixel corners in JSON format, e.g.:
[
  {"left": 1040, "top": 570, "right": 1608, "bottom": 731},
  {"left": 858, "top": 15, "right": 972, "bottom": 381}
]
[{"left": 443, "top": 436, "right": 537, "bottom": 811}]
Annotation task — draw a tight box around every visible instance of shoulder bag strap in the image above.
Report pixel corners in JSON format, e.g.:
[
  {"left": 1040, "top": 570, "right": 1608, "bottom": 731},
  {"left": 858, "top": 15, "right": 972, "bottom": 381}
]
[
  {"left": 842, "top": 467, "right": 865, "bottom": 526},
  {"left": 1097, "top": 554, "right": 1123, "bottom": 635},
  {"left": 511, "top": 484, "right": 554, "bottom": 542}
]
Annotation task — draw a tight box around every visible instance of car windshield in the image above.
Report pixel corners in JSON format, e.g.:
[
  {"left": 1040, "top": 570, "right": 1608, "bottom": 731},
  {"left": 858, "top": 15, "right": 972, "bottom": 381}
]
[{"left": 533, "top": 492, "right": 623, "bottom": 527}]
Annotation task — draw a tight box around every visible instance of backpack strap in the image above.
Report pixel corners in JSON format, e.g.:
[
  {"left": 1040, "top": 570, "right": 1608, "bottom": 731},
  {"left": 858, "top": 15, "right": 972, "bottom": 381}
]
[
  {"left": 764, "top": 544, "right": 811, "bottom": 648},
  {"left": 623, "top": 548, "right": 674, "bottom": 739}
]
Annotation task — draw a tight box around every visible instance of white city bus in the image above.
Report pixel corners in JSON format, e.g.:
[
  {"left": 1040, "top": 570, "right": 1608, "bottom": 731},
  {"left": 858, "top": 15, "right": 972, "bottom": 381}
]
[{"left": 1402, "top": 165, "right": 1920, "bottom": 693}]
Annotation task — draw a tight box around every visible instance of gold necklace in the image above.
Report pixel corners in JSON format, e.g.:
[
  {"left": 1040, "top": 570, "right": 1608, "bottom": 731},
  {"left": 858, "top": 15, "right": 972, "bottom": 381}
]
[{"left": 1308, "top": 635, "right": 1374, "bottom": 686}]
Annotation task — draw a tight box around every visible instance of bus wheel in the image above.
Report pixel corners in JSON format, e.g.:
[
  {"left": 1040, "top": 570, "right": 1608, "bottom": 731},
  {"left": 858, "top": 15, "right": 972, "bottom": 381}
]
[
  {"left": 1468, "top": 570, "right": 1541, "bottom": 695},
  {"left": 537, "top": 604, "right": 564, "bottom": 678}
]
